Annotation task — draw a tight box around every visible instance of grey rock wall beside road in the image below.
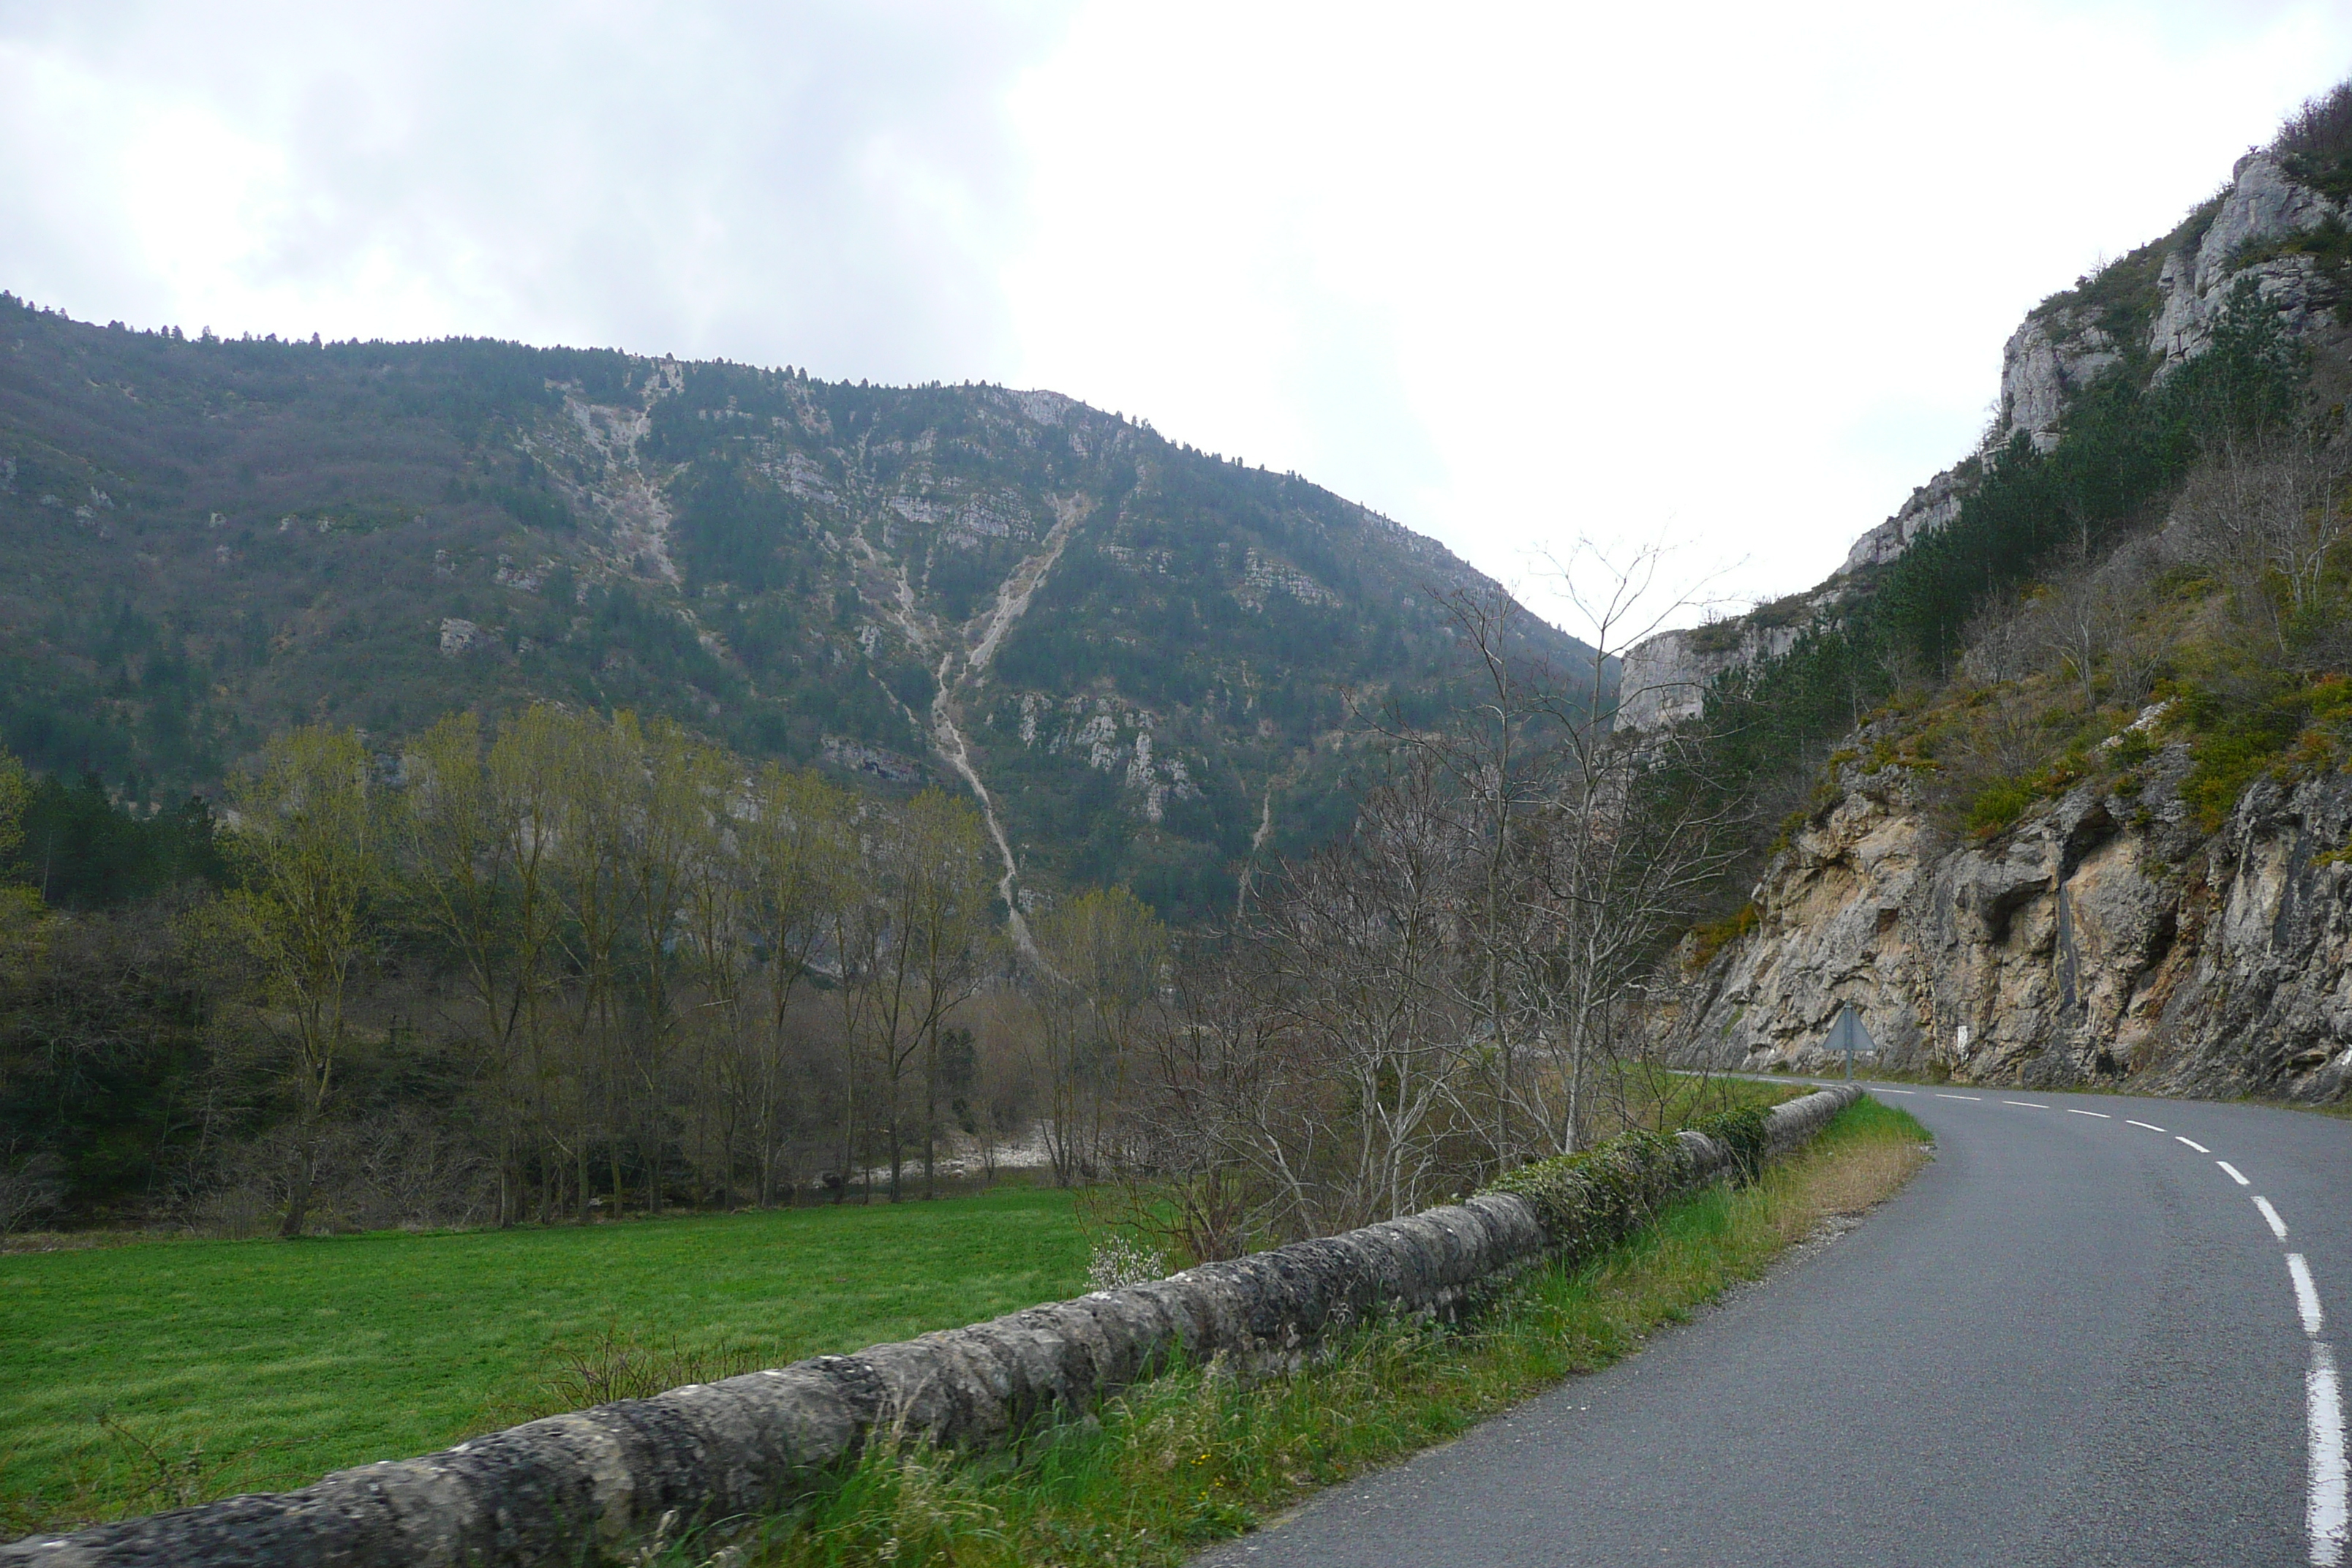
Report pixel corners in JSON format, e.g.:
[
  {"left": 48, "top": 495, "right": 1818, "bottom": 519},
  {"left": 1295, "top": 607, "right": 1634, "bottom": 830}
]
[{"left": 1675, "top": 739, "right": 2352, "bottom": 1103}]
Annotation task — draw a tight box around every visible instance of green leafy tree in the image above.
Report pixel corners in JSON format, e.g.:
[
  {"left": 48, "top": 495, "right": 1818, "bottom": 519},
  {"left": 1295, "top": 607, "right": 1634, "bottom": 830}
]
[
  {"left": 736, "top": 764, "right": 851, "bottom": 1204},
  {"left": 215, "top": 727, "right": 382, "bottom": 1238},
  {"left": 0, "top": 746, "right": 49, "bottom": 1009}
]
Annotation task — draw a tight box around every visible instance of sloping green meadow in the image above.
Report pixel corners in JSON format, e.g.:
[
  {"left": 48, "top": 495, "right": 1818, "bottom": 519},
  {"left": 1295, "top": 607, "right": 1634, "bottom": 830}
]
[{"left": 0, "top": 1186, "right": 1088, "bottom": 1535}]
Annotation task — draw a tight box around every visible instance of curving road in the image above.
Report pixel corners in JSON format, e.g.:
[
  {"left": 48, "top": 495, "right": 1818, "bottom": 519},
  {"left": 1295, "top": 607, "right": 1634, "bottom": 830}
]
[{"left": 1194, "top": 1086, "right": 2351, "bottom": 1568}]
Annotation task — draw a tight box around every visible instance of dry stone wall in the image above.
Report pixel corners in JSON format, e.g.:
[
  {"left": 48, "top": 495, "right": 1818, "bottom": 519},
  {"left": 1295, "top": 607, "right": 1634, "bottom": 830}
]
[{"left": 0, "top": 1086, "right": 1862, "bottom": 1568}]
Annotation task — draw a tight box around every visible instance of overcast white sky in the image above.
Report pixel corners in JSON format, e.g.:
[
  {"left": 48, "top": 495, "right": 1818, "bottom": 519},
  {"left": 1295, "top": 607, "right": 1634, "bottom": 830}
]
[{"left": 2, "top": 1, "right": 2348, "bottom": 636}]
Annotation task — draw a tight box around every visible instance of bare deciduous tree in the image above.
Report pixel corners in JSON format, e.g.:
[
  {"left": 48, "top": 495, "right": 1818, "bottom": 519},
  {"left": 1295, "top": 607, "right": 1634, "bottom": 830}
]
[
  {"left": 1250, "top": 756, "right": 1471, "bottom": 1232},
  {"left": 1030, "top": 886, "right": 1167, "bottom": 1188},
  {"left": 2182, "top": 429, "right": 2352, "bottom": 656}
]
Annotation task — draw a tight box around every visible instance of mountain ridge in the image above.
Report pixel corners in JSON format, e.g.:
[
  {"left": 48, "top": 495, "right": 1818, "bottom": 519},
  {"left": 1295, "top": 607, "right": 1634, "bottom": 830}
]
[{"left": 0, "top": 301, "right": 1591, "bottom": 921}]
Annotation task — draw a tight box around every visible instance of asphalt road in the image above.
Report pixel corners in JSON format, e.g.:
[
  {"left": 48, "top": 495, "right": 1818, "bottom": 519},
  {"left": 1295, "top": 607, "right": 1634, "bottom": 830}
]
[{"left": 1194, "top": 1085, "right": 2352, "bottom": 1568}]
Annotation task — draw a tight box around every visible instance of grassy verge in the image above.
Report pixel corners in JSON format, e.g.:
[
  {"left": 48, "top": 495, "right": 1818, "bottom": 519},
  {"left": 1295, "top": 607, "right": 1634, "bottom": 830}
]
[
  {"left": 709, "top": 1096, "right": 1931, "bottom": 1568},
  {"left": 0, "top": 1185, "right": 1089, "bottom": 1535}
]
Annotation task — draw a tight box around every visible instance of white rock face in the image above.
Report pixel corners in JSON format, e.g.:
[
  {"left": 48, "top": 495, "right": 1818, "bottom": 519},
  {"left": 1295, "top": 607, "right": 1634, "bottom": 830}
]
[
  {"left": 2152, "top": 151, "right": 2342, "bottom": 366},
  {"left": 1672, "top": 748, "right": 2352, "bottom": 1101},
  {"left": 1999, "top": 309, "right": 2120, "bottom": 451},
  {"left": 1020, "top": 693, "right": 1199, "bottom": 821},
  {"left": 1617, "top": 612, "right": 1814, "bottom": 731},
  {"left": 1885, "top": 151, "right": 2342, "bottom": 559},
  {"left": 1842, "top": 463, "right": 1976, "bottom": 573},
  {"left": 1618, "top": 570, "right": 1852, "bottom": 734}
]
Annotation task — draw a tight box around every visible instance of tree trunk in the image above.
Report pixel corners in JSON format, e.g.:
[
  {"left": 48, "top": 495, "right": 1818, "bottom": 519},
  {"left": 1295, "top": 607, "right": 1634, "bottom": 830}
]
[
  {"left": 888, "top": 1113, "right": 903, "bottom": 1202},
  {"left": 279, "top": 1128, "right": 317, "bottom": 1240},
  {"left": 922, "top": 1024, "right": 938, "bottom": 1201}
]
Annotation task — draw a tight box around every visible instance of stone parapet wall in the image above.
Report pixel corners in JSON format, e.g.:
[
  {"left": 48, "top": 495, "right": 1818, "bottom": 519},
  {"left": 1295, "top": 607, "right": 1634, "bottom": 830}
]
[{"left": 2, "top": 1085, "right": 1863, "bottom": 1568}]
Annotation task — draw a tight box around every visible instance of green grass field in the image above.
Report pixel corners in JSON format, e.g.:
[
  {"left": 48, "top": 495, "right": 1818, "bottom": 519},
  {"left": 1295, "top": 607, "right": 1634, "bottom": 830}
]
[
  {"left": 0, "top": 1185, "right": 1089, "bottom": 1534},
  {"left": 0, "top": 1075, "right": 1810, "bottom": 1543}
]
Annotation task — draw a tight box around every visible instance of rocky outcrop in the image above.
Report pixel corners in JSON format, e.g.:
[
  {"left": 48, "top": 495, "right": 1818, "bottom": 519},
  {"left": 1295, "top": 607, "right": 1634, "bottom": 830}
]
[
  {"left": 1999, "top": 309, "right": 2122, "bottom": 453},
  {"left": 1676, "top": 742, "right": 2352, "bottom": 1102},
  {"left": 0, "top": 1088, "right": 1861, "bottom": 1568},
  {"left": 1616, "top": 589, "right": 1845, "bottom": 731},
  {"left": 1618, "top": 622, "right": 1800, "bottom": 731},
  {"left": 2153, "top": 151, "right": 2345, "bottom": 369},
  {"left": 1842, "top": 463, "right": 1978, "bottom": 574},
  {"left": 2013, "top": 151, "right": 2343, "bottom": 447},
  {"left": 1618, "top": 148, "right": 2347, "bottom": 725}
]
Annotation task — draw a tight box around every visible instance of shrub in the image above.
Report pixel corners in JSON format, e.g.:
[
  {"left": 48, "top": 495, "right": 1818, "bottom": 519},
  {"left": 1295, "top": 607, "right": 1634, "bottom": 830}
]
[
  {"left": 2175, "top": 674, "right": 2352, "bottom": 830},
  {"left": 1087, "top": 1234, "right": 1167, "bottom": 1292},
  {"left": 1965, "top": 777, "right": 2037, "bottom": 836},
  {"left": 2108, "top": 728, "right": 2155, "bottom": 769},
  {"left": 1685, "top": 902, "right": 1757, "bottom": 969},
  {"left": 1687, "top": 1104, "right": 1771, "bottom": 1184},
  {"left": 2276, "top": 81, "right": 2352, "bottom": 200},
  {"left": 1479, "top": 1102, "right": 1774, "bottom": 1259}
]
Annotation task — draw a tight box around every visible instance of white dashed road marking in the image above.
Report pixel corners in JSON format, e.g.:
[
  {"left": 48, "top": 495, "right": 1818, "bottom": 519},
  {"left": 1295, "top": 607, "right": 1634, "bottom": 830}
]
[
  {"left": 2293, "top": 1256, "right": 2329, "bottom": 1338},
  {"left": 1899, "top": 1082, "right": 2340, "bottom": 1558},
  {"left": 2313, "top": 1343, "right": 2347, "bottom": 1567},
  {"left": 1908, "top": 1085, "right": 2337, "bottom": 1561}
]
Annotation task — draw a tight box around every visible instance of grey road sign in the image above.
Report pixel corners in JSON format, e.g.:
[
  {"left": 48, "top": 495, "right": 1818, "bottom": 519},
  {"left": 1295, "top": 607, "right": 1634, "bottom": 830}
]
[{"left": 1826, "top": 1004, "right": 1877, "bottom": 1080}]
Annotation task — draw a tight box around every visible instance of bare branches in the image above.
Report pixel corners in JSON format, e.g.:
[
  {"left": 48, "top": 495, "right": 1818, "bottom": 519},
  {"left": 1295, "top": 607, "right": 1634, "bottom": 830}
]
[
  {"left": 2179, "top": 428, "right": 2352, "bottom": 658},
  {"left": 1127, "top": 537, "right": 1754, "bottom": 1243}
]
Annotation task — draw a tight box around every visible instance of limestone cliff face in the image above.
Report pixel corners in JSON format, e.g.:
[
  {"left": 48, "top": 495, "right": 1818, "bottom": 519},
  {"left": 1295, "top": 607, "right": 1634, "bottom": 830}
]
[
  {"left": 1620, "top": 147, "right": 2348, "bottom": 706},
  {"left": 1998, "top": 309, "right": 2121, "bottom": 453},
  {"left": 1676, "top": 741, "right": 2352, "bottom": 1101},
  {"left": 2004, "top": 150, "right": 2345, "bottom": 449},
  {"left": 1841, "top": 463, "right": 1975, "bottom": 574},
  {"left": 2151, "top": 151, "right": 2345, "bottom": 369},
  {"left": 1616, "top": 610, "right": 1816, "bottom": 731}
]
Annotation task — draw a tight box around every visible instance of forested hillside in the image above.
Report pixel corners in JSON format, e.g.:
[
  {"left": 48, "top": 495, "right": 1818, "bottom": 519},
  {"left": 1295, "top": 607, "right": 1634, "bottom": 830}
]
[
  {"left": 0, "top": 303, "right": 1585, "bottom": 921},
  {"left": 1645, "top": 85, "right": 2352, "bottom": 1101}
]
